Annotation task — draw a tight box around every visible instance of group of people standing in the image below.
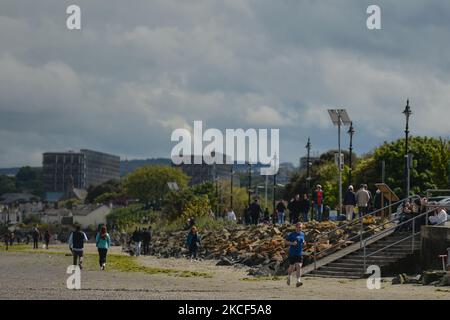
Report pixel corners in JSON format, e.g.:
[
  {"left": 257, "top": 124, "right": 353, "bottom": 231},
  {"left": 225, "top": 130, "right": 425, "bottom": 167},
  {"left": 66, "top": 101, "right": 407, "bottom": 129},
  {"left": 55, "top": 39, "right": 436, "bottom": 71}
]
[
  {"left": 244, "top": 184, "right": 327, "bottom": 225},
  {"left": 130, "top": 227, "right": 153, "bottom": 256},
  {"left": 2, "top": 226, "right": 51, "bottom": 251},
  {"left": 343, "top": 184, "right": 381, "bottom": 221}
]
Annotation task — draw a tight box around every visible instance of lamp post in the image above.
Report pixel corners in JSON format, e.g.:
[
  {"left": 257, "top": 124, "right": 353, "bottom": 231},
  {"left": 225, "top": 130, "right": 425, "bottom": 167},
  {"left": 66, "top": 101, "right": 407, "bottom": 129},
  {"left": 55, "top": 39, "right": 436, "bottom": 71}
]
[
  {"left": 347, "top": 122, "right": 355, "bottom": 186},
  {"left": 403, "top": 99, "right": 412, "bottom": 198},
  {"left": 328, "top": 109, "right": 352, "bottom": 215},
  {"left": 230, "top": 165, "right": 234, "bottom": 209},
  {"left": 305, "top": 137, "right": 312, "bottom": 191},
  {"left": 247, "top": 161, "right": 252, "bottom": 207},
  {"left": 272, "top": 153, "right": 278, "bottom": 212}
]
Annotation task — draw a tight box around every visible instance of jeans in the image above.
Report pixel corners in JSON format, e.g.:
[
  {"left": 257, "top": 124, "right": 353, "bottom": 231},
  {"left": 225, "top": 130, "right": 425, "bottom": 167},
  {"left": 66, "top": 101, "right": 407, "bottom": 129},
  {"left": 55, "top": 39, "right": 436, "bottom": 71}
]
[
  {"left": 33, "top": 240, "right": 38, "bottom": 249},
  {"left": 98, "top": 248, "right": 108, "bottom": 267},
  {"left": 358, "top": 206, "right": 368, "bottom": 218},
  {"left": 189, "top": 246, "right": 198, "bottom": 259},
  {"left": 345, "top": 205, "right": 355, "bottom": 221},
  {"left": 301, "top": 210, "right": 309, "bottom": 222},
  {"left": 135, "top": 241, "right": 142, "bottom": 256},
  {"left": 314, "top": 204, "right": 323, "bottom": 221},
  {"left": 143, "top": 241, "right": 150, "bottom": 255},
  {"left": 278, "top": 212, "right": 285, "bottom": 224}
]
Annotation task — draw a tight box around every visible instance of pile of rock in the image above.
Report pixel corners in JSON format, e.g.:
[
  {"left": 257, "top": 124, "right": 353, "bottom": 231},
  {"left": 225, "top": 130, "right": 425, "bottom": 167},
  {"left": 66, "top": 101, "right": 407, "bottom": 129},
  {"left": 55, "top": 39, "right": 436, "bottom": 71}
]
[
  {"left": 148, "top": 218, "right": 391, "bottom": 276},
  {"left": 392, "top": 271, "right": 450, "bottom": 286}
]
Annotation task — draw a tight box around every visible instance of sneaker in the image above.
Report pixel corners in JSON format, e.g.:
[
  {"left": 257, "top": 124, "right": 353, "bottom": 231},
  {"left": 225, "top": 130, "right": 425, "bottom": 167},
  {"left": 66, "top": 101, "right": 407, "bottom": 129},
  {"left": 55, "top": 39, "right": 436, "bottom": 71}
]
[
  {"left": 296, "top": 281, "right": 303, "bottom": 287},
  {"left": 78, "top": 263, "right": 83, "bottom": 270},
  {"left": 287, "top": 276, "right": 291, "bottom": 286}
]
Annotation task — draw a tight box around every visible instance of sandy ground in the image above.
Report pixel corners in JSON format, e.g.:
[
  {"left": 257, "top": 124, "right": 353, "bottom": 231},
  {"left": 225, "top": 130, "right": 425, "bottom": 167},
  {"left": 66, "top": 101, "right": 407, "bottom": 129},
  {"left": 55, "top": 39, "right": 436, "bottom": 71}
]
[{"left": 0, "top": 244, "right": 449, "bottom": 300}]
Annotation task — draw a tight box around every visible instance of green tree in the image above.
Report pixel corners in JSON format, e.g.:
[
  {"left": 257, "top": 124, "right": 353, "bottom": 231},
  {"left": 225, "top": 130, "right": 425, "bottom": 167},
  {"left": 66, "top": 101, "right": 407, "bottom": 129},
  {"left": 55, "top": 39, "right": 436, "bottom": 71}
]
[
  {"left": 15, "top": 166, "right": 43, "bottom": 196},
  {"left": 354, "top": 136, "right": 450, "bottom": 196},
  {"left": 123, "top": 165, "right": 189, "bottom": 204},
  {"left": 86, "top": 179, "right": 123, "bottom": 203},
  {"left": 0, "top": 175, "right": 16, "bottom": 195}
]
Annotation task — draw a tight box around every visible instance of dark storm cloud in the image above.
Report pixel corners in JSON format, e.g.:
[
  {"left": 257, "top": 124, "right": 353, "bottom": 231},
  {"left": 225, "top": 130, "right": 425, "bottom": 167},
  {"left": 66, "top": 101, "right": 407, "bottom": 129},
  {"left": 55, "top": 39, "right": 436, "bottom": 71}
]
[{"left": 0, "top": 0, "right": 449, "bottom": 167}]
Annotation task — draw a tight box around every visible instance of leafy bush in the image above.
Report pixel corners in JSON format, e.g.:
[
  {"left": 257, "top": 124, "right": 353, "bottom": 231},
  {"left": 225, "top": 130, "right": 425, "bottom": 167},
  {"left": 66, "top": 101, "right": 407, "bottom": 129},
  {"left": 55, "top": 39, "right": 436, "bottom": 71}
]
[
  {"left": 107, "top": 205, "right": 157, "bottom": 231},
  {"left": 22, "top": 214, "right": 41, "bottom": 225}
]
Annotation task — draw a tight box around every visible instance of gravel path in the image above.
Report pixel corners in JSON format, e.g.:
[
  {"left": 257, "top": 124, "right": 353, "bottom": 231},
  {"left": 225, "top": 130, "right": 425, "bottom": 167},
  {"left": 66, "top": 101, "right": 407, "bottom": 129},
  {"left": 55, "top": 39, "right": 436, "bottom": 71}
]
[{"left": 0, "top": 245, "right": 449, "bottom": 300}]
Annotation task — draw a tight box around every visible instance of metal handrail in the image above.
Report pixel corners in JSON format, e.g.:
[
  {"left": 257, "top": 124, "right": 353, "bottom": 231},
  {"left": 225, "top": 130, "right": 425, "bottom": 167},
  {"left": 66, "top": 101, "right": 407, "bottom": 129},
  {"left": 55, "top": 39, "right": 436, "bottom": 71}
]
[
  {"left": 312, "top": 195, "right": 420, "bottom": 269},
  {"left": 362, "top": 206, "right": 450, "bottom": 271}
]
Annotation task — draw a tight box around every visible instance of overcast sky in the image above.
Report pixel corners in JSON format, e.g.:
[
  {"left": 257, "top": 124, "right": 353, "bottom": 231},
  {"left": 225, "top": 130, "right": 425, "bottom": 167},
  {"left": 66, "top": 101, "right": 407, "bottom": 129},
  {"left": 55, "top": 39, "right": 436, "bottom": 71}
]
[{"left": 1, "top": 0, "right": 450, "bottom": 167}]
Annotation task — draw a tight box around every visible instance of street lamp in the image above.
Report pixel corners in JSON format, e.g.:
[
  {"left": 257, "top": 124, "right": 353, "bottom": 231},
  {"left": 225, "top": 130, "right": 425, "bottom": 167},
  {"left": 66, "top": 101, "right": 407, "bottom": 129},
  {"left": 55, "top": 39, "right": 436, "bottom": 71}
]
[
  {"left": 305, "top": 137, "right": 312, "bottom": 191},
  {"left": 328, "top": 109, "right": 352, "bottom": 215},
  {"left": 347, "top": 122, "right": 355, "bottom": 186},
  {"left": 403, "top": 99, "right": 412, "bottom": 198},
  {"left": 230, "top": 165, "right": 234, "bottom": 209}
]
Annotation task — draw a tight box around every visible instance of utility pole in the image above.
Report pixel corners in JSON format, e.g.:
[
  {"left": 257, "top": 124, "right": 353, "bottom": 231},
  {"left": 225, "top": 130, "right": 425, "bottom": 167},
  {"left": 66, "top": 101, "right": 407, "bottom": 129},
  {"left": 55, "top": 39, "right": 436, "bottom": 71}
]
[
  {"left": 306, "top": 137, "right": 311, "bottom": 191},
  {"left": 272, "top": 153, "right": 278, "bottom": 212},
  {"left": 230, "top": 165, "right": 234, "bottom": 209},
  {"left": 403, "top": 100, "right": 412, "bottom": 198},
  {"left": 248, "top": 161, "right": 252, "bottom": 207},
  {"left": 347, "top": 122, "right": 355, "bottom": 186}
]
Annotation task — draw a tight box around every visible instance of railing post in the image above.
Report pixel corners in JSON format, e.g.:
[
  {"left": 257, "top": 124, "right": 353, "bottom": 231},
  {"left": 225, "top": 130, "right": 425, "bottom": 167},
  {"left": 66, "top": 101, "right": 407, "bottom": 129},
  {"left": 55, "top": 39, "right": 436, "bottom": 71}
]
[
  {"left": 360, "top": 216, "right": 363, "bottom": 248},
  {"left": 363, "top": 243, "right": 367, "bottom": 272},
  {"left": 412, "top": 219, "right": 415, "bottom": 253},
  {"left": 313, "top": 241, "right": 317, "bottom": 270}
]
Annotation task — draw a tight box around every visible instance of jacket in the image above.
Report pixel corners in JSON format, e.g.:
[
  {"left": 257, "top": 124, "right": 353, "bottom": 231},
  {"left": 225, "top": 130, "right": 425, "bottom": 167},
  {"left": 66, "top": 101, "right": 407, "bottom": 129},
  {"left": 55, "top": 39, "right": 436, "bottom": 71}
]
[
  {"left": 96, "top": 232, "right": 111, "bottom": 249},
  {"left": 343, "top": 191, "right": 357, "bottom": 206},
  {"left": 355, "top": 189, "right": 370, "bottom": 207}
]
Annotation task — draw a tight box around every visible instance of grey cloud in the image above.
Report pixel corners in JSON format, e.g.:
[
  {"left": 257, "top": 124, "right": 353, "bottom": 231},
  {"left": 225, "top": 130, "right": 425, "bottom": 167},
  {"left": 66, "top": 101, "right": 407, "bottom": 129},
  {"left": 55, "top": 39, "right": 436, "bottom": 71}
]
[{"left": 0, "top": 0, "right": 449, "bottom": 167}]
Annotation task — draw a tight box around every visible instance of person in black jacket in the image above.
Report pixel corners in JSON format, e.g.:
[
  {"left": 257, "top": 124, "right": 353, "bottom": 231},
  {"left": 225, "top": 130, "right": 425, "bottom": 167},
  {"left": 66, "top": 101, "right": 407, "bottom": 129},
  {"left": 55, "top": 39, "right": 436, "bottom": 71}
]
[
  {"left": 68, "top": 225, "right": 88, "bottom": 269},
  {"left": 142, "top": 227, "right": 152, "bottom": 255},
  {"left": 299, "top": 194, "right": 310, "bottom": 222},
  {"left": 289, "top": 195, "right": 302, "bottom": 224},
  {"left": 249, "top": 199, "right": 263, "bottom": 225},
  {"left": 276, "top": 200, "right": 287, "bottom": 224},
  {"left": 343, "top": 185, "right": 357, "bottom": 221},
  {"left": 132, "top": 228, "right": 143, "bottom": 257}
]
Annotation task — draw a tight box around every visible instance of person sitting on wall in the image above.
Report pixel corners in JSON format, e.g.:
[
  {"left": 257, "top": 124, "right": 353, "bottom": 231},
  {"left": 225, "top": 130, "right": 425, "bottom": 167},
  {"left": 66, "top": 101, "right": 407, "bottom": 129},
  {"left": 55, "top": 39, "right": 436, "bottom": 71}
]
[{"left": 429, "top": 208, "right": 448, "bottom": 226}]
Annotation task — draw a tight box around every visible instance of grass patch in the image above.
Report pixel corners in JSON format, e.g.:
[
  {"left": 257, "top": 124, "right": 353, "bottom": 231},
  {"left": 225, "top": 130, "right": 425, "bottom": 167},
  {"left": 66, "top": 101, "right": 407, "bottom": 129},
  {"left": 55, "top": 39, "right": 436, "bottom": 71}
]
[
  {"left": 92, "top": 254, "right": 212, "bottom": 278},
  {"left": 2, "top": 245, "right": 212, "bottom": 278},
  {"left": 241, "top": 276, "right": 282, "bottom": 282}
]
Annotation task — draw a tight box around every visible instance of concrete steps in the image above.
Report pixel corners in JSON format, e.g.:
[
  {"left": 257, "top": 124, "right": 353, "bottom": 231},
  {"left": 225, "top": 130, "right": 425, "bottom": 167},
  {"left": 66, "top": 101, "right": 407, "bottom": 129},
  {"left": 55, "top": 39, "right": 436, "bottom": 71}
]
[{"left": 307, "top": 232, "right": 420, "bottom": 279}]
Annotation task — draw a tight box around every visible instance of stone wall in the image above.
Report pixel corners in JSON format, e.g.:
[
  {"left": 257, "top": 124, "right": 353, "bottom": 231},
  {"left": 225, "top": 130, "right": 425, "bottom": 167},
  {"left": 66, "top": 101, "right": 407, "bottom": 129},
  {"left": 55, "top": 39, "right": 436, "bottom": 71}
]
[{"left": 420, "top": 225, "right": 450, "bottom": 270}]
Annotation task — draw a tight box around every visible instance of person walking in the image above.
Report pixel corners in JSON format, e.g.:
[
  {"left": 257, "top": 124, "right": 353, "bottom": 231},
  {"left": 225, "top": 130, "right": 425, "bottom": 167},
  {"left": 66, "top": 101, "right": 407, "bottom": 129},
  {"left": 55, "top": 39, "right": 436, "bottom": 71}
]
[
  {"left": 343, "top": 186, "right": 357, "bottom": 221},
  {"left": 32, "top": 226, "right": 40, "bottom": 250},
  {"left": 9, "top": 231, "right": 14, "bottom": 246},
  {"left": 355, "top": 184, "right": 370, "bottom": 218},
  {"left": 186, "top": 226, "right": 201, "bottom": 261},
  {"left": 142, "top": 227, "right": 151, "bottom": 255},
  {"left": 4, "top": 231, "right": 11, "bottom": 251},
  {"left": 249, "top": 198, "right": 263, "bottom": 225},
  {"left": 276, "top": 200, "right": 286, "bottom": 224},
  {"left": 96, "top": 225, "right": 111, "bottom": 270},
  {"left": 132, "top": 227, "right": 142, "bottom": 257},
  {"left": 300, "top": 194, "right": 310, "bottom": 222},
  {"left": 364, "top": 184, "right": 373, "bottom": 212},
  {"left": 285, "top": 222, "right": 306, "bottom": 287},
  {"left": 312, "top": 185, "right": 325, "bottom": 222},
  {"left": 44, "top": 230, "right": 51, "bottom": 249},
  {"left": 225, "top": 208, "right": 237, "bottom": 222},
  {"left": 288, "top": 194, "right": 302, "bottom": 224},
  {"left": 68, "top": 225, "right": 88, "bottom": 269}
]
